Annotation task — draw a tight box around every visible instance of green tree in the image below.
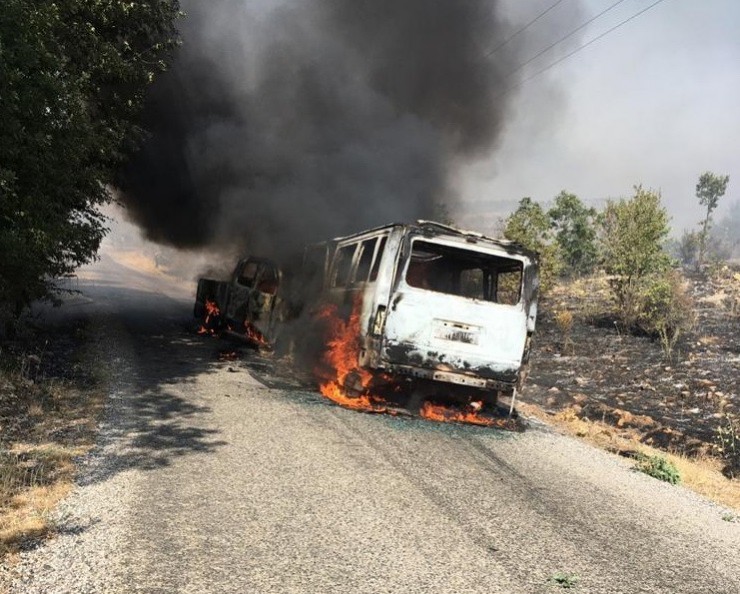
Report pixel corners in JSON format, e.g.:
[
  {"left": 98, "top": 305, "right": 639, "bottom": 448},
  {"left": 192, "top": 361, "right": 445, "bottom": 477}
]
[
  {"left": 600, "top": 186, "right": 671, "bottom": 326},
  {"left": 676, "top": 229, "right": 700, "bottom": 267},
  {"left": 548, "top": 190, "right": 598, "bottom": 276},
  {"left": 696, "top": 171, "right": 730, "bottom": 268},
  {"left": 639, "top": 269, "right": 695, "bottom": 361},
  {"left": 504, "top": 197, "right": 561, "bottom": 293},
  {"left": 0, "top": 0, "right": 179, "bottom": 326}
]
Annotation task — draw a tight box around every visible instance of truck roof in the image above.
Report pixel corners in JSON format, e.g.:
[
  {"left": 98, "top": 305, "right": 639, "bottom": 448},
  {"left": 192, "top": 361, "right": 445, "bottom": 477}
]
[{"left": 328, "top": 220, "right": 538, "bottom": 261}]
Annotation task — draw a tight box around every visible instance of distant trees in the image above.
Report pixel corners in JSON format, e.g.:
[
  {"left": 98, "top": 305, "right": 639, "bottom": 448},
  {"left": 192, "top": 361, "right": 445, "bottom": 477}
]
[
  {"left": 676, "top": 229, "right": 700, "bottom": 268},
  {"left": 712, "top": 200, "right": 740, "bottom": 259},
  {"left": 696, "top": 172, "right": 730, "bottom": 268},
  {"left": 599, "top": 186, "right": 671, "bottom": 327},
  {"left": 0, "top": 1, "right": 180, "bottom": 328},
  {"left": 500, "top": 184, "right": 707, "bottom": 357},
  {"left": 548, "top": 191, "right": 598, "bottom": 276},
  {"left": 502, "top": 187, "right": 687, "bottom": 339},
  {"left": 503, "top": 191, "right": 599, "bottom": 292},
  {"left": 503, "top": 197, "right": 561, "bottom": 293}
]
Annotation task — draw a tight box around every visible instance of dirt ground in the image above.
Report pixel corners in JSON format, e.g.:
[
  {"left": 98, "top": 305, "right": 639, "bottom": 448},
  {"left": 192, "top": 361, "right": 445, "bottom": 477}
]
[{"left": 524, "top": 268, "right": 740, "bottom": 469}]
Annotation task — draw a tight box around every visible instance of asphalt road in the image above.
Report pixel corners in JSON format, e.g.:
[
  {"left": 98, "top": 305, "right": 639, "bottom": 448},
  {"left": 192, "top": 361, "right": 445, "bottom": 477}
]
[{"left": 4, "top": 280, "right": 740, "bottom": 593}]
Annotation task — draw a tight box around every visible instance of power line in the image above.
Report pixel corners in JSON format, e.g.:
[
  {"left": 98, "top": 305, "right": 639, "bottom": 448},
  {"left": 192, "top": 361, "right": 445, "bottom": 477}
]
[
  {"left": 519, "top": 0, "right": 671, "bottom": 87},
  {"left": 485, "top": 0, "right": 569, "bottom": 57},
  {"left": 505, "top": 0, "right": 629, "bottom": 79},
  {"left": 497, "top": 0, "right": 671, "bottom": 98}
]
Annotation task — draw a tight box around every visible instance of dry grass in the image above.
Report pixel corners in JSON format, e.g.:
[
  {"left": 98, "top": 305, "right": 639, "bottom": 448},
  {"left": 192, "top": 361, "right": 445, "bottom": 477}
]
[
  {"left": 0, "top": 354, "right": 104, "bottom": 557},
  {"left": 697, "top": 335, "right": 721, "bottom": 347},
  {"left": 520, "top": 403, "right": 740, "bottom": 511}
]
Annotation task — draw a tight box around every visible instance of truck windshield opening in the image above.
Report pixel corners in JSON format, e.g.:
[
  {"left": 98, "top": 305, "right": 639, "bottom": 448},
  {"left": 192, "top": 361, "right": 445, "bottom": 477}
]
[{"left": 405, "top": 240, "right": 523, "bottom": 305}]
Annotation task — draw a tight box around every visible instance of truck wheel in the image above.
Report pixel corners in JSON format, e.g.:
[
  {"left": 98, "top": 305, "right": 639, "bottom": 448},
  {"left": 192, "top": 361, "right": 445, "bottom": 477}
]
[{"left": 342, "top": 371, "right": 367, "bottom": 398}]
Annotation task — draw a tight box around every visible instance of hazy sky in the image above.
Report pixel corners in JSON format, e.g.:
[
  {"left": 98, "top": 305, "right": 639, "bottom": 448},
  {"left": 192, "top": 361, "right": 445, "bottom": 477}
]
[{"left": 459, "top": 0, "right": 740, "bottom": 233}]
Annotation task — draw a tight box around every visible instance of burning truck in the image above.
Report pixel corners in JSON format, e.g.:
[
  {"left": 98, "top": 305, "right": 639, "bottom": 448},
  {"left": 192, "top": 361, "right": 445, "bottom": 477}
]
[
  {"left": 195, "top": 257, "right": 282, "bottom": 346},
  {"left": 195, "top": 221, "right": 539, "bottom": 420}
]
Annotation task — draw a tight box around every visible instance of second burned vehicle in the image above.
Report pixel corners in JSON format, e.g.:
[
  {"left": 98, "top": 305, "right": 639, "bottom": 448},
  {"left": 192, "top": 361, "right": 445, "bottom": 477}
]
[
  {"left": 194, "top": 257, "right": 282, "bottom": 346},
  {"left": 195, "top": 221, "right": 539, "bottom": 412}
]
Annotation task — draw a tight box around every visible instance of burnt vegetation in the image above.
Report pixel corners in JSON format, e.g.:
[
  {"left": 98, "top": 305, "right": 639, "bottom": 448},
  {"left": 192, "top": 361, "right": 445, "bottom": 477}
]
[{"left": 501, "top": 177, "right": 739, "bottom": 479}]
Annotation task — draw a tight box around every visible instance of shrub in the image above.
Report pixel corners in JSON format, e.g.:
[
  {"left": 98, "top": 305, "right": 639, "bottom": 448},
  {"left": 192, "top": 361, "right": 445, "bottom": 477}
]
[
  {"left": 676, "top": 229, "right": 699, "bottom": 268},
  {"left": 549, "top": 572, "right": 579, "bottom": 589},
  {"left": 716, "top": 414, "right": 739, "bottom": 479},
  {"left": 549, "top": 191, "right": 598, "bottom": 276},
  {"left": 600, "top": 186, "right": 671, "bottom": 328},
  {"left": 720, "top": 270, "right": 740, "bottom": 319},
  {"left": 554, "top": 310, "right": 574, "bottom": 354},
  {"left": 504, "top": 197, "right": 562, "bottom": 294},
  {"left": 634, "top": 453, "right": 681, "bottom": 484},
  {"left": 638, "top": 270, "right": 695, "bottom": 361}
]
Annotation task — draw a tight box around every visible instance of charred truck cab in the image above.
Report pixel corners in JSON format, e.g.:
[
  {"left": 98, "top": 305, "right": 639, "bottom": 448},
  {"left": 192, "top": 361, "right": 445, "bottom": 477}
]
[
  {"left": 195, "top": 257, "right": 282, "bottom": 346},
  {"left": 310, "top": 221, "right": 539, "bottom": 410}
]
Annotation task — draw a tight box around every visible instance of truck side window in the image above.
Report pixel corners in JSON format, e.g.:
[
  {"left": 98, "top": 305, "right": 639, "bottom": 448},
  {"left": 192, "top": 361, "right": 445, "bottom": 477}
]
[
  {"left": 331, "top": 244, "right": 356, "bottom": 288},
  {"left": 353, "top": 239, "right": 376, "bottom": 284},
  {"left": 368, "top": 237, "right": 387, "bottom": 282},
  {"left": 238, "top": 261, "right": 258, "bottom": 287}
]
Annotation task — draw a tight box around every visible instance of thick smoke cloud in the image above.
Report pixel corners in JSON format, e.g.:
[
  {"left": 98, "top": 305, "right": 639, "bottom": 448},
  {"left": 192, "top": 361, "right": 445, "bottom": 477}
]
[{"left": 118, "top": 0, "right": 521, "bottom": 260}]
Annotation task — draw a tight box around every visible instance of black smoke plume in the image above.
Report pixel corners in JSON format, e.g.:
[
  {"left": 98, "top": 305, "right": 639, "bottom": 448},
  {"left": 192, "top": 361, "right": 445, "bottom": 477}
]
[{"left": 118, "top": 0, "right": 522, "bottom": 260}]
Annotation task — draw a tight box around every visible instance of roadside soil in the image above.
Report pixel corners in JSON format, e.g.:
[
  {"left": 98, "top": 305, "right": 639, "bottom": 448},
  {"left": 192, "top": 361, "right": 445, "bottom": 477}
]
[
  {"left": 0, "top": 311, "right": 106, "bottom": 558},
  {"left": 524, "top": 269, "right": 740, "bottom": 474},
  {"left": 2, "top": 264, "right": 738, "bottom": 564},
  {"left": 3, "top": 282, "right": 740, "bottom": 594}
]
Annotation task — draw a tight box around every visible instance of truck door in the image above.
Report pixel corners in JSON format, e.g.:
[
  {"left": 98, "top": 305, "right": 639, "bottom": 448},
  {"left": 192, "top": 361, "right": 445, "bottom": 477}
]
[
  {"left": 223, "top": 259, "right": 278, "bottom": 332},
  {"left": 225, "top": 259, "right": 259, "bottom": 325}
]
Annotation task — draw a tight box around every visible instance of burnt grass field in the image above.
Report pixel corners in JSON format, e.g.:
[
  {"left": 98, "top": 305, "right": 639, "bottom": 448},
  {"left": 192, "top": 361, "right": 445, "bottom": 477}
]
[{"left": 524, "top": 268, "right": 740, "bottom": 466}]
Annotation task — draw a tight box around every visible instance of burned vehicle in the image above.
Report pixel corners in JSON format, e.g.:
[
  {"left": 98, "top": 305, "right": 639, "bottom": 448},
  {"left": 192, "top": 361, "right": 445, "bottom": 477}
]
[
  {"left": 194, "top": 221, "right": 539, "bottom": 414},
  {"left": 194, "top": 257, "right": 282, "bottom": 346},
  {"left": 306, "top": 221, "right": 539, "bottom": 411}
]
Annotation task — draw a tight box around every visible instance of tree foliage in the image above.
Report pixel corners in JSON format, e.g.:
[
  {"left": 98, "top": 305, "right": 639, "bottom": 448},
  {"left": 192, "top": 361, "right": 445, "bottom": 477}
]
[
  {"left": 548, "top": 190, "right": 598, "bottom": 275},
  {"left": 639, "top": 270, "right": 695, "bottom": 361},
  {"left": 675, "top": 229, "right": 699, "bottom": 267},
  {"left": 600, "top": 186, "right": 671, "bottom": 326},
  {"left": 503, "top": 197, "right": 561, "bottom": 293},
  {"left": 696, "top": 171, "right": 730, "bottom": 268},
  {"left": 0, "top": 0, "right": 179, "bottom": 322}
]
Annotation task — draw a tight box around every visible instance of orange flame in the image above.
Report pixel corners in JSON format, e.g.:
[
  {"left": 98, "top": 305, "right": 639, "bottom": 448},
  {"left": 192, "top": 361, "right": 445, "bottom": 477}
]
[
  {"left": 198, "top": 299, "right": 221, "bottom": 335},
  {"left": 420, "top": 400, "right": 499, "bottom": 427},
  {"left": 315, "top": 300, "right": 387, "bottom": 412},
  {"left": 244, "top": 320, "right": 269, "bottom": 346},
  {"left": 315, "top": 300, "right": 516, "bottom": 428},
  {"left": 218, "top": 350, "right": 239, "bottom": 361}
]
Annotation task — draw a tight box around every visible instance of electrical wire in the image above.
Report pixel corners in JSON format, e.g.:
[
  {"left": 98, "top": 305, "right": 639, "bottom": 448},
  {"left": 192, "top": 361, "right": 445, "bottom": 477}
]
[
  {"left": 497, "top": 0, "right": 672, "bottom": 97},
  {"left": 519, "top": 0, "right": 671, "bottom": 87},
  {"left": 505, "top": 0, "right": 630, "bottom": 79},
  {"left": 484, "top": 0, "right": 570, "bottom": 57}
]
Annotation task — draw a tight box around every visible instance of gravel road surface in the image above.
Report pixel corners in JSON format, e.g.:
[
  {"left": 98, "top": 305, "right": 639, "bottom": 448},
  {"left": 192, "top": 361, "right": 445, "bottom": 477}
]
[{"left": 2, "top": 282, "right": 739, "bottom": 593}]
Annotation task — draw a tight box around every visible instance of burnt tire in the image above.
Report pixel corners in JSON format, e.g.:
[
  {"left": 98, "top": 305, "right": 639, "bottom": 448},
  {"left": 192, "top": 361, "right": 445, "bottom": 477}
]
[{"left": 342, "top": 371, "right": 366, "bottom": 398}]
